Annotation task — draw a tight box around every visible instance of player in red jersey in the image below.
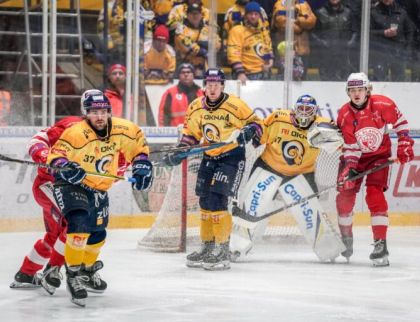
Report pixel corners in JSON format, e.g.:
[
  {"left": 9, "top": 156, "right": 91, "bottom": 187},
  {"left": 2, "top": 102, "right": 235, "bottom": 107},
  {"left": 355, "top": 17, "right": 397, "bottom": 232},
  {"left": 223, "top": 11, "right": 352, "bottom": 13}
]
[
  {"left": 336, "top": 72, "right": 414, "bottom": 266},
  {"left": 10, "top": 90, "right": 130, "bottom": 293}
]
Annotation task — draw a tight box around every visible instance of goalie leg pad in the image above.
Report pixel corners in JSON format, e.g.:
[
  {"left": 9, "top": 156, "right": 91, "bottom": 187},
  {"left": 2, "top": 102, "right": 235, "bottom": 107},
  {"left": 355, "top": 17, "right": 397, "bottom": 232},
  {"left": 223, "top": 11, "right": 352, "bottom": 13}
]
[
  {"left": 278, "top": 175, "right": 346, "bottom": 262},
  {"left": 230, "top": 167, "right": 283, "bottom": 256}
]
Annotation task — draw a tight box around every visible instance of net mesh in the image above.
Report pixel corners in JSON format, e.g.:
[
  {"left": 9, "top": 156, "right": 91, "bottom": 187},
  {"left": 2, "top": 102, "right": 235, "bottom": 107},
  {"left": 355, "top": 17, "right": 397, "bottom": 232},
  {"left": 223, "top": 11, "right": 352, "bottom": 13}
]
[{"left": 138, "top": 144, "right": 341, "bottom": 252}]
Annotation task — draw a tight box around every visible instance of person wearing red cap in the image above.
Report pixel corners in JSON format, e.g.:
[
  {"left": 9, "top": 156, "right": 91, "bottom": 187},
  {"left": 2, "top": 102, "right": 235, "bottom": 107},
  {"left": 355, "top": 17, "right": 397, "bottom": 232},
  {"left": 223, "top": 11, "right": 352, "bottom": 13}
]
[
  {"left": 145, "top": 25, "right": 176, "bottom": 85},
  {"left": 98, "top": 64, "right": 131, "bottom": 118}
]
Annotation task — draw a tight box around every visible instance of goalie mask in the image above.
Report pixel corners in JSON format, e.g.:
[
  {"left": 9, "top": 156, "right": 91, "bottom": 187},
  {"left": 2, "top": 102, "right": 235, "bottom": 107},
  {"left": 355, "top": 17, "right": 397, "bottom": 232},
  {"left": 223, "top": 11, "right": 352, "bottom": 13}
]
[
  {"left": 346, "top": 72, "right": 372, "bottom": 95},
  {"left": 294, "top": 95, "right": 318, "bottom": 129}
]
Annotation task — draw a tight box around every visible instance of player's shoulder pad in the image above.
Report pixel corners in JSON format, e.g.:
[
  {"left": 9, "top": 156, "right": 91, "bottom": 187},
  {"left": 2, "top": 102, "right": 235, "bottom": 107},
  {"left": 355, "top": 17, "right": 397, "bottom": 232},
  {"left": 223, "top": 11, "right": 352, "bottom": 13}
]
[
  {"left": 273, "top": 109, "right": 291, "bottom": 121},
  {"left": 370, "top": 94, "right": 396, "bottom": 106},
  {"left": 188, "top": 96, "right": 204, "bottom": 111}
]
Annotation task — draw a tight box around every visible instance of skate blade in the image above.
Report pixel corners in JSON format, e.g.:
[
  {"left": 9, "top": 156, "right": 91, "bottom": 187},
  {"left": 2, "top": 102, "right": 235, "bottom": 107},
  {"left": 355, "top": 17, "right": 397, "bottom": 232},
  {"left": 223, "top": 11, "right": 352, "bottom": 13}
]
[
  {"left": 9, "top": 281, "right": 41, "bottom": 289},
  {"left": 202, "top": 260, "right": 231, "bottom": 271},
  {"left": 186, "top": 261, "right": 203, "bottom": 268},
  {"left": 70, "top": 297, "right": 86, "bottom": 307},
  {"left": 85, "top": 287, "right": 105, "bottom": 294},
  {"left": 372, "top": 256, "right": 389, "bottom": 267},
  {"left": 41, "top": 279, "right": 56, "bottom": 295}
]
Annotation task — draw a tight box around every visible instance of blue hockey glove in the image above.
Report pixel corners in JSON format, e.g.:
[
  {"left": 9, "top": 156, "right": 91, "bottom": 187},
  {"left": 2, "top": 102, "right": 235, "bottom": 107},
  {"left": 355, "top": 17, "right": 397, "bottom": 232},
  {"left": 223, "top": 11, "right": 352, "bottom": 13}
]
[
  {"left": 53, "top": 160, "right": 87, "bottom": 185},
  {"left": 237, "top": 124, "right": 257, "bottom": 147},
  {"left": 132, "top": 159, "right": 153, "bottom": 190}
]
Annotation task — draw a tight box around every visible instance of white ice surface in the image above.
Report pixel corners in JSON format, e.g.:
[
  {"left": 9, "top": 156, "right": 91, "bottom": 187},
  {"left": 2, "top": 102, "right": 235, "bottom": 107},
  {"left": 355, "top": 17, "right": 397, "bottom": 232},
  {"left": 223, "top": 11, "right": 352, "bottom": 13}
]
[{"left": 1, "top": 227, "right": 420, "bottom": 322}]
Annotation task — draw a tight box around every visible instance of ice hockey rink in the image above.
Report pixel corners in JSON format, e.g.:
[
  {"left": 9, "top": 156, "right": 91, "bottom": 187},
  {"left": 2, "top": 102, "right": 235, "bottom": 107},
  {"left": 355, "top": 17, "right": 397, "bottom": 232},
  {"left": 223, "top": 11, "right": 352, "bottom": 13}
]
[{"left": 1, "top": 227, "right": 419, "bottom": 322}]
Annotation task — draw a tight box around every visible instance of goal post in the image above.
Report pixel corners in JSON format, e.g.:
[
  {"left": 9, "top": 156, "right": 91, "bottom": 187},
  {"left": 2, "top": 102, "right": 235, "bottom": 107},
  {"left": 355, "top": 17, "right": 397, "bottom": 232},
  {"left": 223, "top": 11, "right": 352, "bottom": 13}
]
[{"left": 138, "top": 143, "right": 341, "bottom": 253}]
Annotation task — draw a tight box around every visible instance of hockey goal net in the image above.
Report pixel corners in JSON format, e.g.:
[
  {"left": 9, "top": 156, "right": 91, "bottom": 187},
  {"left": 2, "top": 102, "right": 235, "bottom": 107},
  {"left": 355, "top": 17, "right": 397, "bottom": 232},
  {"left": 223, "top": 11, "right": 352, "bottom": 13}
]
[{"left": 138, "top": 143, "right": 341, "bottom": 252}]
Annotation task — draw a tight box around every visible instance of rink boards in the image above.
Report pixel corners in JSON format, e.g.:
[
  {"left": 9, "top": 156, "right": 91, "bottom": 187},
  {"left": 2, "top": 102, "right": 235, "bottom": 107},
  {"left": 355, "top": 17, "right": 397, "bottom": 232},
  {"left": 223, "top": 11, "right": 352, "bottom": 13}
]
[{"left": 0, "top": 126, "right": 419, "bottom": 232}]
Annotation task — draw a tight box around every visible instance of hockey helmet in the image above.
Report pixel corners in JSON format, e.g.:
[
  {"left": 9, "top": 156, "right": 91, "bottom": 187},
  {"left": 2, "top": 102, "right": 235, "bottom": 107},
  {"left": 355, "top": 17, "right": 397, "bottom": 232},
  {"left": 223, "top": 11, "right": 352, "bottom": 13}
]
[
  {"left": 346, "top": 72, "right": 372, "bottom": 95},
  {"left": 82, "top": 93, "right": 112, "bottom": 116},
  {"left": 294, "top": 94, "right": 318, "bottom": 128},
  {"left": 203, "top": 68, "right": 226, "bottom": 86},
  {"left": 80, "top": 89, "right": 104, "bottom": 115}
]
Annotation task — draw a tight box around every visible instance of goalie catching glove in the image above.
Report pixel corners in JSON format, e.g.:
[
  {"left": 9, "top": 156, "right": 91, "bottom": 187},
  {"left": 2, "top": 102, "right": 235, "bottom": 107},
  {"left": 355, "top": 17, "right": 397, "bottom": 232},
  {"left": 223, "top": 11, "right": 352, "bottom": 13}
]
[
  {"left": 132, "top": 158, "right": 153, "bottom": 190},
  {"left": 51, "top": 159, "right": 87, "bottom": 185},
  {"left": 397, "top": 133, "right": 414, "bottom": 164},
  {"left": 307, "top": 122, "right": 344, "bottom": 152},
  {"left": 337, "top": 158, "right": 359, "bottom": 192}
]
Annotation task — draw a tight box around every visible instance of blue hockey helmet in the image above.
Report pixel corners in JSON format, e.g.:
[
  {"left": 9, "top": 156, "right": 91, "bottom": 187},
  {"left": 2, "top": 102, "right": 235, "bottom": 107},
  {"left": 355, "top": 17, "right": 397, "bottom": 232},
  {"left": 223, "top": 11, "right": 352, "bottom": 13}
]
[
  {"left": 203, "top": 68, "right": 226, "bottom": 86},
  {"left": 294, "top": 94, "right": 318, "bottom": 128},
  {"left": 82, "top": 92, "right": 112, "bottom": 116}
]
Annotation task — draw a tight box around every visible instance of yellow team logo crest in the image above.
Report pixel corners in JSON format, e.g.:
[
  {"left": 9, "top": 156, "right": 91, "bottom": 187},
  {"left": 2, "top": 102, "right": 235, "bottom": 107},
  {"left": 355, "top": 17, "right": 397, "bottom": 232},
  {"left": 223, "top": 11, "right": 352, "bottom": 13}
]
[
  {"left": 203, "top": 123, "right": 221, "bottom": 143},
  {"left": 282, "top": 140, "right": 305, "bottom": 166}
]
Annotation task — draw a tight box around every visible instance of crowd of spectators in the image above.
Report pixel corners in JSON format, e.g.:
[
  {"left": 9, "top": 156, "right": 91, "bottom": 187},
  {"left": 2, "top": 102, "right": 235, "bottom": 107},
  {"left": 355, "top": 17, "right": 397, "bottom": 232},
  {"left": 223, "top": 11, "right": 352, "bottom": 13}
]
[{"left": 98, "top": 0, "right": 420, "bottom": 83}]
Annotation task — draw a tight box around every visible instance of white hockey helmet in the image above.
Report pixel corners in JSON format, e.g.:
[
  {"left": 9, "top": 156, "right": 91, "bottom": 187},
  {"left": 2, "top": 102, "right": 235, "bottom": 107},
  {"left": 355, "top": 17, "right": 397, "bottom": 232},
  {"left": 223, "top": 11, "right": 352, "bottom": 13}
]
[
  {"left": 346, "top": 72, "right": 372, "bottom": 95},
  {"left": 80, "top": 89, "right": 105, "bottom": 116},
  {"left": 294, "top": 94, "right": 318, "bottom": 128}
]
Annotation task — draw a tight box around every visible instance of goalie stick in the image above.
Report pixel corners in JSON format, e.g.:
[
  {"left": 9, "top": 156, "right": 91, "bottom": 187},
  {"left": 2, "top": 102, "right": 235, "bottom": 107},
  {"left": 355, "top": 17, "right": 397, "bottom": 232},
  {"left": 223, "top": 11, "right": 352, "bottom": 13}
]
[
  {"left": 0, "top": 154, "right": 137, "bottom": 183},
  {"left": 232, "top": 158, "right": 398, "bottom": 227}
]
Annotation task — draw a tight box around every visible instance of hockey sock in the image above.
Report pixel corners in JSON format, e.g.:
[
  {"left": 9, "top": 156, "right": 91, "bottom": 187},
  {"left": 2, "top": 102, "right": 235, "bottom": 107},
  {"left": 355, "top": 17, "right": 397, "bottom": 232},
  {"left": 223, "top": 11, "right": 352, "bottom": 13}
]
[
  {"left": 83, "top": 240, "right": 106, "bottom": 267},
  {"left": 65, "top": 233, "right": 89, "bottom": 267},
  {"left": 200, "top": 210, "right": 214, "bottom": 242},
  {"left": 371, "top": 212, "right": 388, "bottom": 240},
  {"left": 212, "top": 211, "right": 232, "bottom": 244},
  {"left": 49, "top": 233, "right": 66, "bottom": 267},
  {"left": 337, "top": 212, "right": 354, "bottom": 237}
]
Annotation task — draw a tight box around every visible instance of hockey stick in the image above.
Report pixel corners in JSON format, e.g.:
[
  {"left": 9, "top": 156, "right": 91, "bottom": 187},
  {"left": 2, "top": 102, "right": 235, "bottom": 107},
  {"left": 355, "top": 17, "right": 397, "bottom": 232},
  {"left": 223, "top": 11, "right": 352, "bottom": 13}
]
[
  {"left": 232, "top": 158, "right": 398, "bottom": 226},
  {"left": 149, "top": 141, "right": 233, "bottom": 154},
  {"left": 0, "top": 154, "right": 137, "bottom": 183}
]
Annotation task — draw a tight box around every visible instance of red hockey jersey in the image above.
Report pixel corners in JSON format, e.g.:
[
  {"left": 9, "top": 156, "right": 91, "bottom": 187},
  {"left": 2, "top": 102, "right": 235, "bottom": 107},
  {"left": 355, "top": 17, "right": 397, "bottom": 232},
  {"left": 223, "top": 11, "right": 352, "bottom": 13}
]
[{"left": 337, "top": 94, "right": 409, "bottom": 162}]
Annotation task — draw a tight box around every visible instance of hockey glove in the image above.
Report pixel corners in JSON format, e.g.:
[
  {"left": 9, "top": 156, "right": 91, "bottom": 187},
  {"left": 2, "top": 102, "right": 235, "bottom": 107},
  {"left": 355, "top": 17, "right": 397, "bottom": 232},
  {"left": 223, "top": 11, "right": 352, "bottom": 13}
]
[
  {"left": 53, "top": 160, "right": 87, "bottom": 185},
  {"left": 237, "top": 124, "right": 257, "bottom": 147},
  {"left": 162, "top": 150, "right": 186, "bottom": 167},
  {"left": 337, "top": 159, "right": 359, "bottom": 192},
  {"left": 397, "top": 134, "right": 414, "bottom": 164},
  {"left": 29, "top": 143, "right": 49, "bottom": 164},
  {"left": 132, "top": 159, "right": 153, "bottom": 191}
]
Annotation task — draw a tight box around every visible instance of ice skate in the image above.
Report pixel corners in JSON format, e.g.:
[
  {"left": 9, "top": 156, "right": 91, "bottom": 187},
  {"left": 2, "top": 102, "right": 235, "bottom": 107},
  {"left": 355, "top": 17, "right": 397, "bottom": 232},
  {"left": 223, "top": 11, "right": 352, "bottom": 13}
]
[
  {"left": 341, "top": 236, "right": 353, "bottom": 262},
  {"left": 10, "top": 270, "right": 41, "bottom": 289},
  {"left": 41, "top": 264, "right": 62, "bottom": 295},
  {"left": 203, "top": 242, "right": 231, "bottom": 271},
  {"left": 186, "top": 240, "right": 215, "bottom": 268},
  {"left": 79, "top": 261, "right": 107, "bottom": 293},
  {"left": 370, "top": 239, "right": 389, "bottom": 267},
  {"left": 65, "top": 265, "right": 88, "bottom": 307}
]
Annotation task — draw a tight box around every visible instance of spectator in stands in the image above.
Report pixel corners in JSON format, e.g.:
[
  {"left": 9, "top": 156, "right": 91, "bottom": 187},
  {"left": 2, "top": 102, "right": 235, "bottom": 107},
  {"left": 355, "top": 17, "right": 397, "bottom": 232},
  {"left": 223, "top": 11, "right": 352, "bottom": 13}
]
[
  {"left": 272, "top": 0, "right": 316, "bottom": 80},
  {"left": 228, "top": 2, "right": 274, "bottom": 85},
  {"left": 145, "top": 25, "right": 176, "bottom": 85},
  {"left": 98, "top": 64, "right": 130, "bottom": 118},
  {"left": 223, "top": 0, "right": 269, "bottom": 59},
  {"left": 370, "top": 0, "right": 414, "bottom": 81},
  {"left": 276, "top": 41, "right": 304, "bottom": 81},
  {"left": 0, "top": 90, "right": 11, "bottom": 126},
  {"left": 400, "top": 0, "right": 420, "bottom": 81},
  {"left": 158, "top": 63, "right": 203, "bottom": 126},
  {"left": 151, "top": 0, "right": 179, "bottom": 25},
  {"left": 167, "top": 0, "right": 209, "bottom": 33},
  {"left": 311, "top": 0, "right": 357, "bottom": 81},
  {"left": 174, "top": 3, "right": 221, "bottom": 79}
]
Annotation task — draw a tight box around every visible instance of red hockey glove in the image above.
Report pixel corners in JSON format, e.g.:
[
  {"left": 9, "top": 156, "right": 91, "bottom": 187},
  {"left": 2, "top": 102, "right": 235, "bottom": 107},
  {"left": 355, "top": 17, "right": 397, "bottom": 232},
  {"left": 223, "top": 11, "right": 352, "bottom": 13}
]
[
  {"left": 397, "top": 134, "right": 414, "bottom": 164},
  {"left": 337, "top": 159, "right": 359, "bottom": 192},
  {"left": 29, "top": 143, "right": 49, "bottom": 164}
]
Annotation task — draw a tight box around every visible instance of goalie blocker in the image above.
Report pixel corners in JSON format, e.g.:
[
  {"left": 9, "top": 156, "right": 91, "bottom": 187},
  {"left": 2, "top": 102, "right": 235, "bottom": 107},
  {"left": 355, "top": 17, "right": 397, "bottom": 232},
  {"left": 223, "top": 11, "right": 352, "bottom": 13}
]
[{"left": 230, "top": 168, "right": 346, "bottom": 262}]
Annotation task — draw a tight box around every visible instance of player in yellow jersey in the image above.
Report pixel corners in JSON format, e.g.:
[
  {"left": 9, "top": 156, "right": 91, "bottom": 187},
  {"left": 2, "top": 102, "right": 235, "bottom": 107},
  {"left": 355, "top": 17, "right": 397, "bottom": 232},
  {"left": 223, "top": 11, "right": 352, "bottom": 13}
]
[
  {"left": 163, "top": 68, "right": 263, "bottom": 270},
  {"left": 230, "top": 94, "right": 343, "bottom": 258},
  {"left": 47, "top": 93, "right": 152, "bottom": 307}
]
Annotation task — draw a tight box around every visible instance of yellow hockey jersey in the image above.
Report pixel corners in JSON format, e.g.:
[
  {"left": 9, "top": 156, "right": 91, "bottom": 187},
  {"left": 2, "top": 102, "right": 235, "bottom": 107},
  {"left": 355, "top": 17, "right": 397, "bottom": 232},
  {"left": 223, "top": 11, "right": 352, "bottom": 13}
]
[
  {"left": 182, "top": 93, "right": 263, "bottom": 157},
  {"left": 144, "top": 40, "right": 176, "bottom": 85},
  {"left": 227, "top": 21, "right": 273, "bottom": 74},
  {"left": 167, "top": 3, "right": 210, "bottom": 31},
  {"left": 222, "top": 4, "right": 269, "bottom": 53},
  {"left": 260, "top": 110, "right": 333, "bottom": 176},
  {"left": 47, "top": 117, "right": 149, "bottom": 191}
]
